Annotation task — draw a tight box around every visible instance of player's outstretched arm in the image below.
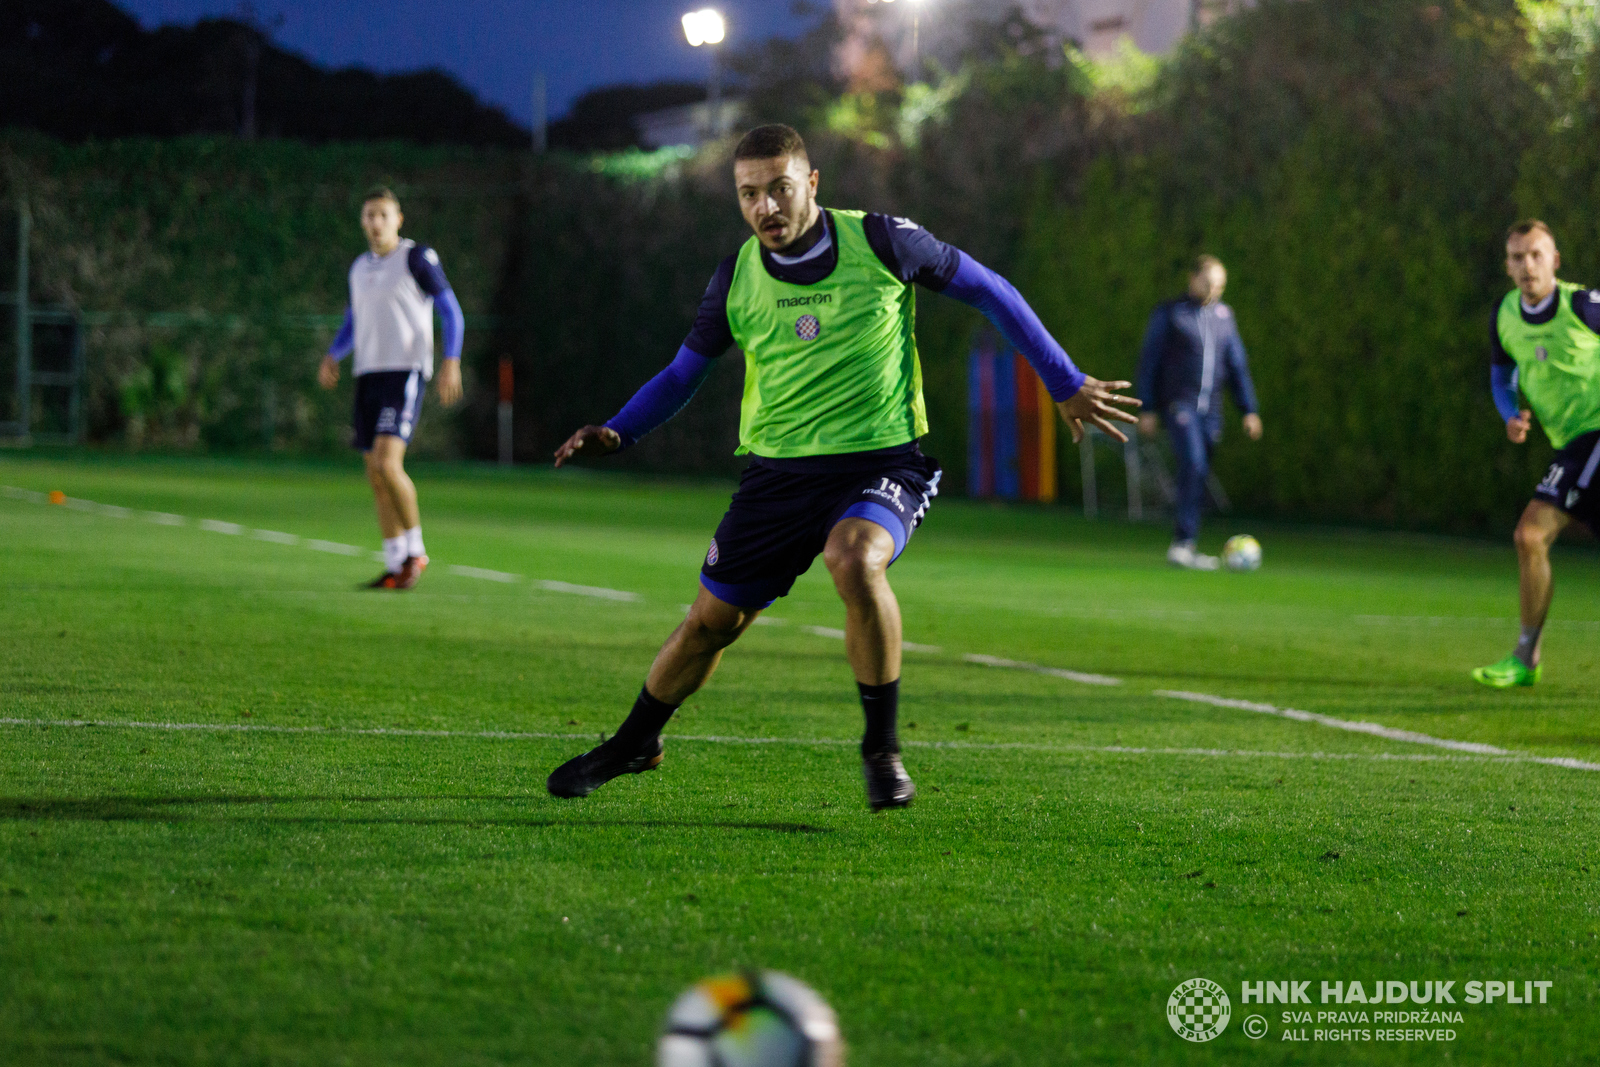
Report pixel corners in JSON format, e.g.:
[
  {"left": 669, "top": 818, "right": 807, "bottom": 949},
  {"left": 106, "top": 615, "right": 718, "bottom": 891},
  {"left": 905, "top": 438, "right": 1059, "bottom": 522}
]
[
  {"left": 553, "top": 345, "right": 717, "bottom": 467},
  {"left": 941, "top": 251, "right": 1139, "bottom": 442}
]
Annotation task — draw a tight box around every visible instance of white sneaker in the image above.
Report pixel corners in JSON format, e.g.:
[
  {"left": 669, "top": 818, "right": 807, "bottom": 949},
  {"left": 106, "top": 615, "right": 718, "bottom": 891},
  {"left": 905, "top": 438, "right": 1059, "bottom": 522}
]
[{"left": 1167, "top": 541, "right": 1220, "bottom": 571}]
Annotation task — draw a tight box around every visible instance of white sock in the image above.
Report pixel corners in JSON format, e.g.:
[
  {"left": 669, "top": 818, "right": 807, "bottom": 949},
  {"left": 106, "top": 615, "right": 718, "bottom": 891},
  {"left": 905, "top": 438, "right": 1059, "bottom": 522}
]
[
  {"left": 382, "top": 535, "right": 407, "bottom": 574},
  {"left": 405, "top": 526, "right": 425, "bottom": 560}
]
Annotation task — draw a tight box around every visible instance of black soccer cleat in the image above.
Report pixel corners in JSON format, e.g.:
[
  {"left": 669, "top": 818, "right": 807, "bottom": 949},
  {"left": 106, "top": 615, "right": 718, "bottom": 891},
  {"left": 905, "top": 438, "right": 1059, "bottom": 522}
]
[
  {"left": 862, "top": 750, "right": 915, "bottom": 811},
  {"left": 546, "top": 735, "right": 665, "bottom": 798},
  {"left": 363, "top": 569, "right": 400, "bottom": 590}
]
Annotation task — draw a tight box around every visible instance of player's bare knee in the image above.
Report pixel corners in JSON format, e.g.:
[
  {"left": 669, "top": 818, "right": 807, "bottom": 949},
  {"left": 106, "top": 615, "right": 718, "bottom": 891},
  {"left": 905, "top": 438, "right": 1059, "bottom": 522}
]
[
  {"left": 1514, "top": 519, "right": 1553, "bottom": 556},
  {"left": 824, "top": 532, "right": 889, "bottom": 588},
  {"left": 682, "top": 602, "right": 750, "bottom": 650}
]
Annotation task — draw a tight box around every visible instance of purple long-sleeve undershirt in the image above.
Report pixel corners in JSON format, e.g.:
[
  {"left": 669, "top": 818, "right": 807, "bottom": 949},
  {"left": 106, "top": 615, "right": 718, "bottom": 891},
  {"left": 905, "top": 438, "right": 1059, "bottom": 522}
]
[
  {"left": 1491, "top": 363, "right": 1520, "bottom": 423},
  {"left": 328, "top": 307, "right": 354, "bottom": 359},
  {"left": 436, "top": 288, "right": 464, "bottom": 362},
  {"left": 604, "top": 345, "right": 717, "bottom": 448},
  {"left": 942, "top": 251, "right": 1086, "bottom": 402}
]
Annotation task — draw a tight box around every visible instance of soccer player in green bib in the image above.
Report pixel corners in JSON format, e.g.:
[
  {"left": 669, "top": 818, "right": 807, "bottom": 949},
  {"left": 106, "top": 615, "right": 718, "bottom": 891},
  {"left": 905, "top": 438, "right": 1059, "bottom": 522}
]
[
  {"left": 1474, "top": 220, "right": 1600, "bottom": 688},
  {"left": 547, "top": 125, "right": 1139, "bottom": 806}
]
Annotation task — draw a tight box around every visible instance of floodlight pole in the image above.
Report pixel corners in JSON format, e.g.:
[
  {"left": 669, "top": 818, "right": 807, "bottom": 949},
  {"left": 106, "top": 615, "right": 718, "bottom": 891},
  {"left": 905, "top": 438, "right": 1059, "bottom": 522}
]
[
  {"left": 912, "top": 9, "right": 921, "bottom": 78},
  {"left": 707, "top": 46, "right": 722, "bottom": 138},
  {"left": 13, "top": 200, "right": 30, "bottom": 438},
  {"left": 532, "top": 72, "right": 548, "bottom": 154}
]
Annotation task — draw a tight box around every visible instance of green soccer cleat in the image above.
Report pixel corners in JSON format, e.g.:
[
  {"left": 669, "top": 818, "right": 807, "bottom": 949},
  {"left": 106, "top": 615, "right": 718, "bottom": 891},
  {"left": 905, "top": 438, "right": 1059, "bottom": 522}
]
[{"left": 1470, "top": 654, "right": 1542, "bottom": 689}]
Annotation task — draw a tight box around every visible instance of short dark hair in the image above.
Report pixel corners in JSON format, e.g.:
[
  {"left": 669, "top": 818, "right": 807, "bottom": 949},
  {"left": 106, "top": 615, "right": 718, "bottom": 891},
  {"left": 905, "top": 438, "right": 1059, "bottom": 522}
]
[
  {"left": 1507, "top": 219, "right": 1555, "bottom": 245},
  {"left": 734, "top": 124, "right": 809, "bottom": 166},
  {"left": 364, "top": 185, "right": 400, "bottom": 209}
]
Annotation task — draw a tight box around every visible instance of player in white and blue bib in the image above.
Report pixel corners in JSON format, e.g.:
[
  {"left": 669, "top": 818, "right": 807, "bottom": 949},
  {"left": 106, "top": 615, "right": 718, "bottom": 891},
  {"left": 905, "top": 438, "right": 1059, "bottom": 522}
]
[{"left": 317, "top": 186, "right": 464, "bottom": 590}]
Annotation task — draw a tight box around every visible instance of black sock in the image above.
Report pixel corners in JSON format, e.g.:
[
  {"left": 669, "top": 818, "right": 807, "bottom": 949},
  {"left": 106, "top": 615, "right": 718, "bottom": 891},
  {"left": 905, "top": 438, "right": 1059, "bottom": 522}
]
[
  {"left": 859, "top": 679, "right": 901, "bottom": 755},
  {"left": 1513, "top": 623, "right": 1544, "bottom": 669},
  {"left": 611, "top": 685, "right": 679, "bottom": 748}
]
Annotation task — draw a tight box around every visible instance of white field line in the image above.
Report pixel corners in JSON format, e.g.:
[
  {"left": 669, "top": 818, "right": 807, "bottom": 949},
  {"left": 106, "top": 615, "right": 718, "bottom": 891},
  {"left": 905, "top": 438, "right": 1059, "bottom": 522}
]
[
  {"left": 305, "top": 539, "right": 364, "bottom": 556},
  {"left": 1155, "top": 690, "right": 1515, "bottom": 757},
  {"left": 1354, "top": 614, "right": 1600, "bottom": 632},
  {"left": 963, "top": 653, "right": 1122, "bottom": 688},
  {"left": 537, "top": 579, "right": 639, "bottom": 602},
  {"left": 3, "top": 716, "right": 1597, "bottom": 772},
  {"left": 449, "top": 564, "right": 520, "bottom": 583},
  {"left": 9, "top": 484, "right": 1595, "bottom": 773}
]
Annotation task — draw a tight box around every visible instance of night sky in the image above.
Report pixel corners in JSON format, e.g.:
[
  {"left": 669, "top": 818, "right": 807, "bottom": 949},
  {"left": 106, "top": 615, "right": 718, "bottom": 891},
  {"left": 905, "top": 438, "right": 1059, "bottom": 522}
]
[{"left": 119, "top": 0, "right": 819, "bottom": 127}]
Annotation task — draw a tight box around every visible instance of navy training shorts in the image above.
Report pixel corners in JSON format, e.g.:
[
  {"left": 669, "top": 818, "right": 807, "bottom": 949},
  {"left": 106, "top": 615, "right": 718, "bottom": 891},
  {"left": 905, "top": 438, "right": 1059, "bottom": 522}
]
[
  {"left": 700, "top": 447, "right": 942, "bottom": 610},
  {"left": 352, "top": 369, "right": 424, "bottom": 451},
  {"left": 1532, "top": 428, "right": 1600, "bottom": 531}
]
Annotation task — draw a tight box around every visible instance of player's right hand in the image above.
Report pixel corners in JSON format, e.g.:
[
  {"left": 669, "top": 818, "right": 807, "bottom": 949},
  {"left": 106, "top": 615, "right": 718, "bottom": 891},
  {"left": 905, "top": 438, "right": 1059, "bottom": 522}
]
[
  {"left": 554, "top": 424, "right": 622, "bottom": 467},
  {"left": 317, "top": 355, "right": 340, "bottom": 390},
  {"left": 1507, "top": 409, "right": 1532, "bottom": 444}
]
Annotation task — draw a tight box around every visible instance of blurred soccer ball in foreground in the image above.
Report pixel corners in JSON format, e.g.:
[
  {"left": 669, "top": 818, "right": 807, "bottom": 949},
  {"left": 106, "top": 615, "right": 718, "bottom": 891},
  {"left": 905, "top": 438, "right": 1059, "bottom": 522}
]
[
  {"left": 658, "top": 970, "right": 843, "bottom": 1067},
  {"left": 1223, "top": 534, "right": 1263, "bottom": 572}
]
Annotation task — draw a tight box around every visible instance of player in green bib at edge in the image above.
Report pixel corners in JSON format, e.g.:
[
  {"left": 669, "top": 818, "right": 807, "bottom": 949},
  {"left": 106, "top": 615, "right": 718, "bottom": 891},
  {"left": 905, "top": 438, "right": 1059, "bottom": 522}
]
[
  {"left": 1475, "top": 220, "right": 1600, "bottom": 688},
  {"left": 546, "top": 124, "right": 1140, "bottom": 807}
]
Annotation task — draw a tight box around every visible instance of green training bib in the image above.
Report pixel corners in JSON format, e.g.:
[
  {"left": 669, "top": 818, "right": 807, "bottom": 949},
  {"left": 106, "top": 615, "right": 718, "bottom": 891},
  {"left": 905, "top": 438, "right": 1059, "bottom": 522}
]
[
  {"left": 1496, "top": 281, "right": 1600, "bottom": 449},
  {"left": 726, "top": 209, "right": 928, "bottom": 457}
]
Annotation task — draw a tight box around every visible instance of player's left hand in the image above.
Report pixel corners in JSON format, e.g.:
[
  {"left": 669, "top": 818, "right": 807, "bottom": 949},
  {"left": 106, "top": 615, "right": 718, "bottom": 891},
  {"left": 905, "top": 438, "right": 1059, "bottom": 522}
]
[
  {"left": 436, "top": 359, "right": 463, "bottom": 407},
  {"left": 554, "top": 424, "right": 621, "bottom": 467},
  {"left": 1243, "top": 413, "right": 1263, "bottom": 441},
  {"left": 1056, "top": 378, "right": 1141, "bottom": 444}
]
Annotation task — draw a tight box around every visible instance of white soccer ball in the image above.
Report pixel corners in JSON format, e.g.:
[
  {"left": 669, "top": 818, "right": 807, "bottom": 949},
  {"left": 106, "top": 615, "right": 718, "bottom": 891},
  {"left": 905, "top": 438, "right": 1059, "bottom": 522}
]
[
  {"left": 1223, "top": 534, "right": 1262, "bottom": 572},
  {"left": 658, "top": 970, "right": 843, "bottom": 1067}
]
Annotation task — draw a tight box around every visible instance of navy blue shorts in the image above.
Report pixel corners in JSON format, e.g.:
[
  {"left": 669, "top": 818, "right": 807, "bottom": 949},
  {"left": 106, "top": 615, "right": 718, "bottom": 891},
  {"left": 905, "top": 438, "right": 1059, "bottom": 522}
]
[
  {"left": 1533, "top": 429, "right": 1600, "bottom": 530},
  {"left": 352, "top": 370, "right": 424, "bottom": 451},
  {"left": 700, "top": 448, "right": 942, "bottom": 609}
]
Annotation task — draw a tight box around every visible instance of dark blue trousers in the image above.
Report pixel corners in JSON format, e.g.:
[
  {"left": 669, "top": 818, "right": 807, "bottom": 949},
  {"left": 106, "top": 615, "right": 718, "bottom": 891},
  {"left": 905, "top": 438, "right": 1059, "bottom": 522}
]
[{"left": 1166, "top": 402, "right": 1219, "bottom": 543}]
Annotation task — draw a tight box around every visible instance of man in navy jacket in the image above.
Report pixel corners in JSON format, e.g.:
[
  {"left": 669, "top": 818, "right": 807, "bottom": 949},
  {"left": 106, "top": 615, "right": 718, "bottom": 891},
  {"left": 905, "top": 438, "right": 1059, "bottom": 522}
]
[{"left": 1136, "top": 256, "right": 1263, "bottom": 569}]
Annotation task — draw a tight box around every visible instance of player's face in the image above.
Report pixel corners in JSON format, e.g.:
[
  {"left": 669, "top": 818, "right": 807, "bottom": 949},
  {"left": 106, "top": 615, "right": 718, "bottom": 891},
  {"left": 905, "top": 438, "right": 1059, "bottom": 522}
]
[
  {"left": 361, "top": 197, "right": 403, "bottom": 254},
  {"left": 1189, "top": 264, "right": 1226, "bottom": 304},
  {"left": 735, "top": 155, "right": 821, "bottom": 252},
  {"left": 1506, "top": 231, "right": 1560, "bottom": 301}
]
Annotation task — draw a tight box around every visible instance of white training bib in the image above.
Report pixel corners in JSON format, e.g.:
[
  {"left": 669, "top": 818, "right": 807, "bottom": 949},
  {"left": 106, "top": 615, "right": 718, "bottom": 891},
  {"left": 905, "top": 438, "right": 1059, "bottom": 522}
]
[{"left": 349, "top": 238, "right": 436, "bottom": 380}]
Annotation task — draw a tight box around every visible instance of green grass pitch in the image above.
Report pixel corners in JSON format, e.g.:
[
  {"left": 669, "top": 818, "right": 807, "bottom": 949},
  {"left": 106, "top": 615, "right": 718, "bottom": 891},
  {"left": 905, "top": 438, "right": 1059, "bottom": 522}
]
[{"left": 1, "top": 453, "right": 1597, "bottom": 1066}]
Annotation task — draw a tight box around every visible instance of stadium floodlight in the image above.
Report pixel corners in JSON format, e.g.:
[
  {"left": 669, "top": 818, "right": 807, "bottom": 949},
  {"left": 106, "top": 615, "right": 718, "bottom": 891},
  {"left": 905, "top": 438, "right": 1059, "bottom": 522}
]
[{"left": 681, "top": 9, "right": 725, "bottom": 47}]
